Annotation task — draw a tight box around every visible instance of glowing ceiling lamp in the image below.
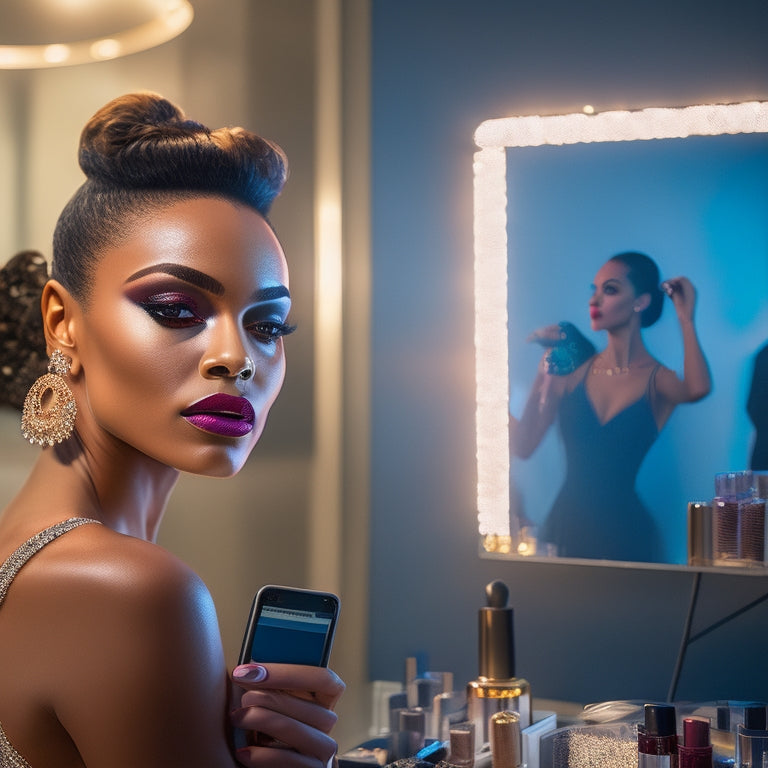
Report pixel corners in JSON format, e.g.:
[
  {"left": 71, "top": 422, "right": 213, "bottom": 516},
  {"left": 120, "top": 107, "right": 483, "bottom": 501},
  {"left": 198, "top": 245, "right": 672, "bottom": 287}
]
[
  {"left": 0, "top": 0, "right": 194, "bottom": 69},
  {"left": 473, "top": 101, "right": 768, "bottom": 554}
]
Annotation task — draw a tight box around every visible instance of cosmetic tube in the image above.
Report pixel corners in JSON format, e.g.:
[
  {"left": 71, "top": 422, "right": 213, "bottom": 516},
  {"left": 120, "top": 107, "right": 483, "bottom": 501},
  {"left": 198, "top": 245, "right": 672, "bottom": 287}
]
[
  {"left": 678, "top": 717, "right": 713, "bottom": 768},
  {"left": 712, "top": 705, "right": 735, "bottom": 768},
  {"left": 735, "top": 704, "right": 768, "bottom": 768},
  {"left": 467, "top": 581, "right": 531, "bottom": 746},
  {"left": 736, "top": 725, "right": 768, "bottom": 768},
  {"left": 638, "top": 703, "right": 678, "bottom": 768},
  {"left": 444, "top": 722, "right": 476, "bottom": 768},
  {"left": 688, "top": 502, "right": 713, "bottom": 566},
  {"left": 398, "top": 708, "right": 427, "bottom": 757},
  {"left": 433, "top": 691, "right": 468, "bottom": 742},
  {"left": 490, "top": 711, "right": 521, "bottom": 768}
]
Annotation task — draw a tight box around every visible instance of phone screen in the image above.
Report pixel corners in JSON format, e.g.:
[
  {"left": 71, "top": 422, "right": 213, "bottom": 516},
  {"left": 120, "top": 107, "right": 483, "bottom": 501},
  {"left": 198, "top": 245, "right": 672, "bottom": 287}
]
[{"left": 241, "top": 587, "right": 338, "bottom": 667}]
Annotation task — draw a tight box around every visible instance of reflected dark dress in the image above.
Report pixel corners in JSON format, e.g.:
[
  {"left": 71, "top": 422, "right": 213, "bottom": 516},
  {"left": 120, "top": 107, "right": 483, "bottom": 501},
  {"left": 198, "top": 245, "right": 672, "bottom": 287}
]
[
  {"left": 540, "top": 360, "right": 664, "bottom": 562},
  {"left": 747, "top": 342, "right": 768, "bottom": 471}
]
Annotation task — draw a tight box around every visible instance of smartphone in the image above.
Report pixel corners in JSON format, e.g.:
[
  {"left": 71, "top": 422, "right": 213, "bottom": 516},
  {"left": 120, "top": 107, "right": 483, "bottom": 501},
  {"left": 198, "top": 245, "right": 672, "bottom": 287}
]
[{"left": 237, "top": 584, "right": 340, "bottom": 668}]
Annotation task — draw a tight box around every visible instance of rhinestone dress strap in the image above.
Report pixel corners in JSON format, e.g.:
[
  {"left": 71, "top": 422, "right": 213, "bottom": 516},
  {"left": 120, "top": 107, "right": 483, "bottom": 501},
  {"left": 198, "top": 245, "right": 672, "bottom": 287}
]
[
  {"left": 0, "top": 517, "right": 100, "bottom": 606},
  {"left": 0, "top": 726, "right": 32, "bottom": 768},
  {"left": 0, "top": 517, "right": 100, "bottom": 768}
]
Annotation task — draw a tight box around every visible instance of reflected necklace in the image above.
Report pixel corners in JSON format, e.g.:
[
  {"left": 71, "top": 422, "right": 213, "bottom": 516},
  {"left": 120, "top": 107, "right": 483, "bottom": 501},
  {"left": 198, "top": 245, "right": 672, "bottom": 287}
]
[{"left": 591, "top": 354, "right": 630, "bottom": 376}]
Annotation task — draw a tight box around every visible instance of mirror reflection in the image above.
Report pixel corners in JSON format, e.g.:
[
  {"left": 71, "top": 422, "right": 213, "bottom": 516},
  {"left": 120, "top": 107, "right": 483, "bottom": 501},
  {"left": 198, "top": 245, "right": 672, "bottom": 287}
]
[{"left": 506, "top": 132, "right": 768, "bottom": 565}]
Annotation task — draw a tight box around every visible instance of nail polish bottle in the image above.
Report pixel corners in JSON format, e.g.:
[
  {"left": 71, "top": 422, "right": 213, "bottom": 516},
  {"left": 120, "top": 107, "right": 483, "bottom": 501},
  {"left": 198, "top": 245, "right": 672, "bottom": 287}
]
[
  {"left": 637, "top": 703, "right": 678, "bottom": 768},
  {"left": 467, "top": 580, "right": 531, "bottom": 746}
]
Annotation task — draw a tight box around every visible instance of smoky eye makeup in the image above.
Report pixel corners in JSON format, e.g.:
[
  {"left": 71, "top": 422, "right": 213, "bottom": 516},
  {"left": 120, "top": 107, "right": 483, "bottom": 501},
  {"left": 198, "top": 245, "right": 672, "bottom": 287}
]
[
  {"left": 243, "top": 302, "right": 296, "bottom": 344},
  {"left": 131, "top": 288, "right": 206, "bottom": 329}
]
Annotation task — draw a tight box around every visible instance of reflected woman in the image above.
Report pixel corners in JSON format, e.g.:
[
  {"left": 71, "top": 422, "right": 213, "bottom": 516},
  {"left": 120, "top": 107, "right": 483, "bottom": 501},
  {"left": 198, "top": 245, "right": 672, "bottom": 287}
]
[
  {"left": 0, "top": 94, "right": 343, "bottom": 767},
  {"left": 510, "top": 252, "right": 711, "bottom": 562}
]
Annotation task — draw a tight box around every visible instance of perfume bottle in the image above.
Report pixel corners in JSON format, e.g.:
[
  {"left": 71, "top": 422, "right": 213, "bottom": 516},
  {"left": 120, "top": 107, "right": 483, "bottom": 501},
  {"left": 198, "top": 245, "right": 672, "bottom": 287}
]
[{"left": 467, "top": 580, "right": 531, "bottom": 746}]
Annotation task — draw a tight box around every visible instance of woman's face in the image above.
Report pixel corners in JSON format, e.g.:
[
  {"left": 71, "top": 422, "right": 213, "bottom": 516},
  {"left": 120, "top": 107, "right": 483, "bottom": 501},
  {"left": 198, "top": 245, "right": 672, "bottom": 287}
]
[
  {"left": 588, "top": 259, "right": 642, "bottom": 332},
  {"left": 72, "top": 197, "right": 291, "bottom": 477}
]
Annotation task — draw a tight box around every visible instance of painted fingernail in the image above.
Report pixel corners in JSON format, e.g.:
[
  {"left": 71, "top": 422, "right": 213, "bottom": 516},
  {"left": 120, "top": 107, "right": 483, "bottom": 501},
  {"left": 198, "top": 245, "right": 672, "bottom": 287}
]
[{"left": 233, "top": 664, "right": 268, "bottom": 683}]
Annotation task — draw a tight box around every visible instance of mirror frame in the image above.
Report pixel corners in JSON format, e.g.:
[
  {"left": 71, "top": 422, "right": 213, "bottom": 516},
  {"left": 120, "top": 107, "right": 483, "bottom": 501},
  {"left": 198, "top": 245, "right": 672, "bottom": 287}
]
[{"left": 472, "top": 101, "right": 768, "bottom": 564}]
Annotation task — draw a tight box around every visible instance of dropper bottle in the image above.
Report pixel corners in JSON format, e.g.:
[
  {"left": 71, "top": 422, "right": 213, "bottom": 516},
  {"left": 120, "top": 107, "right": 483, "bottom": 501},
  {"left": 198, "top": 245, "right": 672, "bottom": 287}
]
[{"left": 466, "top": 580, "right": 531, "bottom": 746}]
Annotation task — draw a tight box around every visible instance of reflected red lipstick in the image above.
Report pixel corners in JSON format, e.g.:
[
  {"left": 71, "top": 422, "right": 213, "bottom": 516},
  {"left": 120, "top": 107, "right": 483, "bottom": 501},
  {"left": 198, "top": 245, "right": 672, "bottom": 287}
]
[{"left": 181, "top": 394, "right": 255, "bottom": 437}]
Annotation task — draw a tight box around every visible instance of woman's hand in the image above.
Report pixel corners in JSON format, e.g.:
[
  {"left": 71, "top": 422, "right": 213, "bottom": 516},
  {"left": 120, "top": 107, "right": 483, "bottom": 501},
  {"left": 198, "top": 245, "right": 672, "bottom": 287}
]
[
  {"left": 662, "top": 276, "right": 697, "bottom": 324},
  {"left": 230, "top": 663, "right": 345, "bottom": 768},
  {"left": 526, "top": 324, "right": 568, "bottom": 347}
]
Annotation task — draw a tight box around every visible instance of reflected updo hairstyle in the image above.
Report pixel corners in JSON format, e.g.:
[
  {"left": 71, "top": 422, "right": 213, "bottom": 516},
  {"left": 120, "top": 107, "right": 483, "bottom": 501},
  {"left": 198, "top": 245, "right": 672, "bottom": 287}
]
[
  {"left": 609, "top": 251, "right": 664, "bottom": 328},
  {"left": 52, "top": 92, "right": 288, "bottom": 303}
]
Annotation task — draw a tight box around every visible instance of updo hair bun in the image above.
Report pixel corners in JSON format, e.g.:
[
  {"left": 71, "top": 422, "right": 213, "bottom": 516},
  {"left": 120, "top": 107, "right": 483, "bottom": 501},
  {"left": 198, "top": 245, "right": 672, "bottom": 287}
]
[
  {"left": 78, "top": 92, "right": 287, "bottom": 215},
  {"left": 609, "top": 251, "right": 664, "bottom": 328}
]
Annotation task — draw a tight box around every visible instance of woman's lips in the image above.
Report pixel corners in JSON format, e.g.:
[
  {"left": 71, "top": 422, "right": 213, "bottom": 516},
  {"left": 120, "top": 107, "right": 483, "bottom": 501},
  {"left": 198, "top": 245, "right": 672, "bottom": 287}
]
[
  {"left": 181, "top": 394, "right": 255, "bottom": 437},
  {"left": 590, "top": 308, "right": 602, "bottom": 320}
]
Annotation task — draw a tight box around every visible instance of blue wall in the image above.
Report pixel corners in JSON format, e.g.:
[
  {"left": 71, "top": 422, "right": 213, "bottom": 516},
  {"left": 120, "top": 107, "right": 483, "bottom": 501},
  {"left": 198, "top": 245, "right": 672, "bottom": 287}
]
[{"left": 369, "top": 0, "right": 768, "bottom": 706}]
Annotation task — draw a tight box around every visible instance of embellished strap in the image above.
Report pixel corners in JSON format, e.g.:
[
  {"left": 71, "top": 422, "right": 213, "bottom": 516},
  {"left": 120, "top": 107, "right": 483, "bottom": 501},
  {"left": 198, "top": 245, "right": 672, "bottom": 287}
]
[
  {"left": 0, "top": 724, "right": 32, "bottom": 768},
  {"left": 0, "top": 518, "right": 100, "bottom": 606}
]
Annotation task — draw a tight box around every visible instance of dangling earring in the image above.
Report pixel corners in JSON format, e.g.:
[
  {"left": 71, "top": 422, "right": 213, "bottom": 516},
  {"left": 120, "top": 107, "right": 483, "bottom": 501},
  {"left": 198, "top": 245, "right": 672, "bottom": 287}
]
[{"left": 21, "top": 349, "right": 77, "bottom": 446}]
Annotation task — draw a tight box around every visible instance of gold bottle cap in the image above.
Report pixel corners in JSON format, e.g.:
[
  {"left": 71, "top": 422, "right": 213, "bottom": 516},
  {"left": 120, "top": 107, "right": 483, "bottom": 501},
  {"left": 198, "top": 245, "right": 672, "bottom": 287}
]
[{"left": 490, "top": 710, "right": 521, "bottom": 768}]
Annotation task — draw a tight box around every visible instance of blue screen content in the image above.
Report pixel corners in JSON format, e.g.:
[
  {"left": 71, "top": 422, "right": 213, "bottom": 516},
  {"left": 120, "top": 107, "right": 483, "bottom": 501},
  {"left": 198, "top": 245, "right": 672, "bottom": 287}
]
[{"left": 249, "top": 605, "right": 332, "bottom": 665}]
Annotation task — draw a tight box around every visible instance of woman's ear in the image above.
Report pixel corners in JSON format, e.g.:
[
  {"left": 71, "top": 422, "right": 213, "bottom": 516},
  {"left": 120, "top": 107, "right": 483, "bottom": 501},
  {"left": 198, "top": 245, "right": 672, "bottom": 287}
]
[
  {"left": 41, "top": 280, "right": 82, "bottom": 375},
  {"left": 634, "top": 292, "right": 651, "bottom": 314}
]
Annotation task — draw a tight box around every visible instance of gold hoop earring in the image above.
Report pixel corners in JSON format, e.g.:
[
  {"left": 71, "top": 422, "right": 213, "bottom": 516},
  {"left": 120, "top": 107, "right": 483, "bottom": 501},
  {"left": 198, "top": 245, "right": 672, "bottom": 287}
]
[{"left": 21, "top": 349, "right": 77, "bottom": 446}]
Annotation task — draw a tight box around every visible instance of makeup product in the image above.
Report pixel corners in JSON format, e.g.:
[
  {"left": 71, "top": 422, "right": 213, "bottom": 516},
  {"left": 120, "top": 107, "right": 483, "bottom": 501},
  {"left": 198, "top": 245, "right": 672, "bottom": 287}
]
[
  {"left": 711, "top": 706, "right": 735, "bottom": 768},
  {"left": 399, "top": 708, "right": 427, "bottom": 755},
  {"left": 712, "top": 702, "right": 768, "bottom": 768},
  {"left": 743, "top": 705, "right": 767, "bottom": 732},
  {"left": 734, "top": 704, "right": 768, "bottom": 768},
  {"left": 390, "top": 691, "right": 410, "bottom": 732},
  {"left": 415, "top": 738, "right": 449, "bottom": 764},
  {"left": 444, "top": 722, "right": 476, "bottom": 768},
  {"left": 637, "top": 703, "right": 678, "bottom": 768},
  {"left": 433, "top": 691, "right": 469, "bottom": 742},
  {"left": 712, "top": 472, "right": 752, "bottom": 564},
  {"left": 467, "top": 581, "right": 531, "bottom": 746},
  {"left": 678, "top": 717, "right": 713, "bottom": 768},
  {"left": 736, "top": 725, "right": 768, "bottom": 768},
  {"left": 490, "top": 711, "right": 521, "bottom": 768},
  {"left": 406, "top": 657, "right": 419, "bottom": 708},
  {"left": 688, "top": 502, "right": 713, "bottom": 566}
]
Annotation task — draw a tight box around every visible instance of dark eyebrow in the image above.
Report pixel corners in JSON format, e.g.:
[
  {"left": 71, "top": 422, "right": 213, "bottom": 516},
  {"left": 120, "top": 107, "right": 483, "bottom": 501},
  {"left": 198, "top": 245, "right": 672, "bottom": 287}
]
[
  {"left": 125, "top": 263, "right": 224, "bottom": 296},
  {"left": 125, "top": 263, "right": 291, "bottom": 303},
  {"left": 252, "top": 285, "right": 291, "bottom": 302}
]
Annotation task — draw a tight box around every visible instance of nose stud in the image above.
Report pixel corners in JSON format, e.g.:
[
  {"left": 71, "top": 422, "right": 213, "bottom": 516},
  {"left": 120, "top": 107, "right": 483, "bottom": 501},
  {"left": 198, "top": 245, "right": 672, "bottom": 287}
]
[{"left": 238, "top": 359, "right": 254, "bottom": 380}]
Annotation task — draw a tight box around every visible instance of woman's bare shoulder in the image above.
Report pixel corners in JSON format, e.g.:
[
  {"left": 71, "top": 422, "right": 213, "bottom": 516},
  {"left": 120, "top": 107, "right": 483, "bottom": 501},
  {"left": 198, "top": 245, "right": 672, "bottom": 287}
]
[
  {"left": 5, "top": 521, "right": 217, "bottom": 667},
  {"left": 2, "top": 523, "right": 233, "bottom": 767},
  {"left": 17, "top": 521, "right": 204, "bottom": 602}
]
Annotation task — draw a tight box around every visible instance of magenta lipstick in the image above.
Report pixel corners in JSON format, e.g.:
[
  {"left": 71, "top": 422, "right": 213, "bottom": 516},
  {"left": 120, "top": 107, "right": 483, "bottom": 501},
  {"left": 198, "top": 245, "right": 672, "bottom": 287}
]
[
  {"left": 678, "top": 717, "right": 712, "bottom": 768},
  {"left": 638, "top": 704, "right": 678, "bottom": 768},
  {"left": 181, "top": 393, "right": 255, "bottom": 437}
]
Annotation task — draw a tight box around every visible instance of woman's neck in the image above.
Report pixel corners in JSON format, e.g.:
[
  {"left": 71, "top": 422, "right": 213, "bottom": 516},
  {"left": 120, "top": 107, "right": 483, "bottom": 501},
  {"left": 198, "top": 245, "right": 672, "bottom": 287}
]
[
  {"left": 11, "top": 439, "right": 179, "bottom": 543},
  {"left": 602, "top": 326, "right": 651, "bottom": 369}
]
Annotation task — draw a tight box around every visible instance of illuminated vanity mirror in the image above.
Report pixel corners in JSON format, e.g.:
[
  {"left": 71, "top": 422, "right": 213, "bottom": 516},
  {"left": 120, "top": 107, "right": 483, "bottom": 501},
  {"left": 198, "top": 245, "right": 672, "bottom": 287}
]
[{"left": 474, "top": 102, "right": 768, "bottom": 568}]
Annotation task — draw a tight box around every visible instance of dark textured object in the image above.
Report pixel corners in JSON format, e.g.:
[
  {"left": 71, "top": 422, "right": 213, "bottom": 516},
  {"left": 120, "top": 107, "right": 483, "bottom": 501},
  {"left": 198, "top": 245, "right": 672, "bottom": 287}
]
[
  {"left": 544, "top": 321, "right": 596, "bottom": 376},
  {"left": 0, "top": 251, "right": 49, "bottom": 411}
]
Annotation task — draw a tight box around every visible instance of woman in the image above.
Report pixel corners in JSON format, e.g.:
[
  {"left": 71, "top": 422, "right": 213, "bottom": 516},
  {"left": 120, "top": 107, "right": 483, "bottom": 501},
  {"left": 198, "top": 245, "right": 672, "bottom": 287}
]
[
  {"left": 510, "top": 251, "right": 711, "bottom": 562},
  {"left": 0, "top": 93, "right": 343, "bottom": 767}
]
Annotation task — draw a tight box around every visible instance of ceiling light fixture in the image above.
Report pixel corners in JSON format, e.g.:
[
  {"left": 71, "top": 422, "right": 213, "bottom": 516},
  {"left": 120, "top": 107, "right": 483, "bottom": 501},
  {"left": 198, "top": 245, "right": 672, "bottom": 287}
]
[{"left": 0, "top": 0, "right": 194, "bottom": 69}]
